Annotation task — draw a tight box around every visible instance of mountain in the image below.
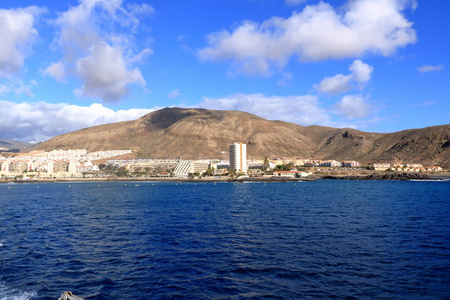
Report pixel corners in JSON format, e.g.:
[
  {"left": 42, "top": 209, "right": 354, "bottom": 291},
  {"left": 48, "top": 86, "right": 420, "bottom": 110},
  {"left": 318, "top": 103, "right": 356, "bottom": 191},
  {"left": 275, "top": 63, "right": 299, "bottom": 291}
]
[
  {"left": 34, "top": 107, "right": 450, "bottom": 167},
  {"left": 0, "top": 139, "right": 32, "bottom": 152}
]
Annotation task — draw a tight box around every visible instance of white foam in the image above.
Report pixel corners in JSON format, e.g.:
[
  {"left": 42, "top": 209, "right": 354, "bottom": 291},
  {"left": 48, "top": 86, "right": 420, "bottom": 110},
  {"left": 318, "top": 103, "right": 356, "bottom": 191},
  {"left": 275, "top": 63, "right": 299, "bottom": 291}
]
[
  {"left": 410, "top": 179, "right": 449, "bottom": 182},
  {"left": 0, "top": 282, "right": 36, "bottom": 300}
]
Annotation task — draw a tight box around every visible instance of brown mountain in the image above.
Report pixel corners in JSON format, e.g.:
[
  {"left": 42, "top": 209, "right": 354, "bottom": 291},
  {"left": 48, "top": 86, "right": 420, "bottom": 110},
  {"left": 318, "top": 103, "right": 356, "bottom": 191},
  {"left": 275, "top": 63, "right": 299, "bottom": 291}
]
[
  {"left": 0, "top": 139, "right": 32, "bottom": 152},
  {"left": 35, "top": 107, "right": 450, "bottom": 167}
]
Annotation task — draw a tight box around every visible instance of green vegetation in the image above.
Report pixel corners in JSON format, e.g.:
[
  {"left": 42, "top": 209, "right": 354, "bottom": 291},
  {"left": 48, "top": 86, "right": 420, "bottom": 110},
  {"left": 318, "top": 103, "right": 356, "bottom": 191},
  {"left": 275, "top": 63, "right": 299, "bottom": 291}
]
[
  {"left": 274, "top": 164, "right": 293, "bottom": 171},
  {"left": 115, "top": 167, "right": 129, "bottom": 177},
  {"left": 202, "top": 167, "right": 215, "bottom": 177}
]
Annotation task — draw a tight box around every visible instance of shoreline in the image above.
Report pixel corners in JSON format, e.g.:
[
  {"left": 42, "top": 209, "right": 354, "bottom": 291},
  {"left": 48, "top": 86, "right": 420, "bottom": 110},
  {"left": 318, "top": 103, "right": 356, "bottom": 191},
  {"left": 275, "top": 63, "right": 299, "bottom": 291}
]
[{"left": 1, "top": 172, "right": 448, "bottom": 184}]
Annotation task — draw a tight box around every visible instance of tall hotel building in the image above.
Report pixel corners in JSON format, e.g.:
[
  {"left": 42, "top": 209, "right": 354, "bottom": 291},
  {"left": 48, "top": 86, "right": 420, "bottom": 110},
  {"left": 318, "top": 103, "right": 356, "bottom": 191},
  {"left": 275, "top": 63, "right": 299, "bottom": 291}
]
[{"left": 229, "top": 142, "right": 247, "bottom": 173}]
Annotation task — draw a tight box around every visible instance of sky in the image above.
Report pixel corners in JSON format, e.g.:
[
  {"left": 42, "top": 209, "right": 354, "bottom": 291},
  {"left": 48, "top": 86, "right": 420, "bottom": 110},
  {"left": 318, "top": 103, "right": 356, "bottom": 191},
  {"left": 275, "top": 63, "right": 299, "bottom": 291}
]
[{"left": 0, "top": 0, "right": 448, "bottom": 143}]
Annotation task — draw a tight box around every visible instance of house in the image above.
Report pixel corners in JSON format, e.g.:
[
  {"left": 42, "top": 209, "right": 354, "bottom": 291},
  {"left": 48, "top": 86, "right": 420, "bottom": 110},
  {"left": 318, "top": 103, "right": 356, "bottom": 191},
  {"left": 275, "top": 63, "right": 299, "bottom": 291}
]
[
  {"left": 273, "top": 171, "right": 311, "bottom": 178},
  {"left": 372, "top": 163, "right": 391, "bottom": 171}
]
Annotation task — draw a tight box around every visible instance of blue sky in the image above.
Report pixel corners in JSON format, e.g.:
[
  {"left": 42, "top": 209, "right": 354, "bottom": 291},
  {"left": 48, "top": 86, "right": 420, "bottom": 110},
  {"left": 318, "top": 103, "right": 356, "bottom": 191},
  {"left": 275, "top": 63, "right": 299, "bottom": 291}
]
[{"left": 0, "top": 0, "right": 448, "bottom": 142}]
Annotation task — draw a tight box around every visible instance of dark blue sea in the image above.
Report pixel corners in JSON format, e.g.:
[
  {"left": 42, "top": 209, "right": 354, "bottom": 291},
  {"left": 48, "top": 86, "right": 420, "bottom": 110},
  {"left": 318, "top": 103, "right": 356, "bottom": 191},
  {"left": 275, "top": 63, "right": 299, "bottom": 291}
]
[{"left": 1, "top": 180, "right": 449, "bottom": 299}]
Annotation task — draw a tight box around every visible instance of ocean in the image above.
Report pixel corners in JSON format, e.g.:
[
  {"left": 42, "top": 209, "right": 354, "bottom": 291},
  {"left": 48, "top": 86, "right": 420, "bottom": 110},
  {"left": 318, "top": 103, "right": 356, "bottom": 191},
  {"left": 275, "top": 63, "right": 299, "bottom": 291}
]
[{"left": 1, "top": 180, "right": 449, "bottom": 299}]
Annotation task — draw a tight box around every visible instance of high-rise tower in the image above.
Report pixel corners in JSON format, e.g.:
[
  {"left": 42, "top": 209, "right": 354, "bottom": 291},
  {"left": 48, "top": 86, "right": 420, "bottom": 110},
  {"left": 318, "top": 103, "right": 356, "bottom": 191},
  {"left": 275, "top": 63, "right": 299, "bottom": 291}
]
[{"left": 229, "top": 142, "right": 247, "bottom": 173}]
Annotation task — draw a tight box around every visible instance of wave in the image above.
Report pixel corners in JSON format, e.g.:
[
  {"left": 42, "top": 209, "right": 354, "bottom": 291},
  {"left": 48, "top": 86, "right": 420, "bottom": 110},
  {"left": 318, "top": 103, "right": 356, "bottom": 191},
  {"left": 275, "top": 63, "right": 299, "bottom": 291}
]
[
  {"left": 0, "top": 282, "right": 36, "bottom": 300},
  {"left": 410, "top": 179, "right": 449, "bottom": 182}
]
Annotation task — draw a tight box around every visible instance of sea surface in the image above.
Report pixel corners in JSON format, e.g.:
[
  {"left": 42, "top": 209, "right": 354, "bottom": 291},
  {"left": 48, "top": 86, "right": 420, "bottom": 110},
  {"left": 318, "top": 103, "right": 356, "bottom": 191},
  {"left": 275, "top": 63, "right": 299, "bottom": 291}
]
[{"left": 0, "top": 180, "right": 449, "bottom": 299}]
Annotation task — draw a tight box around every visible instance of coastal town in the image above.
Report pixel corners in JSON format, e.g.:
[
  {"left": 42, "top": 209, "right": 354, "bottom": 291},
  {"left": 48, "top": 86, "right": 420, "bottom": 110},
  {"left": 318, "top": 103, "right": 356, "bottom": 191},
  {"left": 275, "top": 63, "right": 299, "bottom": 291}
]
[{"left": 0, "top": 143, "right": 445, "bottom": 181}]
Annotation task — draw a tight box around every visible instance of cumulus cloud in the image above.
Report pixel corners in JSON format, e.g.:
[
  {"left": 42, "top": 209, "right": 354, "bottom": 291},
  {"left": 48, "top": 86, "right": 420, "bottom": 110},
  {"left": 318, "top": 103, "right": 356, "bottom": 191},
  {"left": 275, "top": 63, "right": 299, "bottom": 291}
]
[
  {"left": 0, "top": 6, "right": 44, "bottom": 78},
  {"left": 417, "top": 64, "right": 444, "bottom": 73},
  {"left": 42, "top": 62, "right": 65, "bottom": 82},
  {"left": 349, "top": 60, "right": 373, "bottom": 83},
  {"left": 197, "top": 92, "right": 379, "bottom": 128},
  {"left": 316, "top": 74, "right": 353, "bottom": 95},
  {"left": 315, "top": 60, "right": 373, "bottom": 94},
  {"left": 0, "top": 100, "right": 156, "bottom": 142},
  {"left": 334, "top": 95, "right": 371, "bottom": 119},
  {"left": 199, "top": 93, "right": 331, "bottom": 125},
  {"left": 48, "top": 0, "right": 153, "bottom": 102},
  {"left": 198, "top": 0, "right": 416, "bottom": 75},
  {"left": 74, "top": 42, "right": 146, "bottom": 101}
]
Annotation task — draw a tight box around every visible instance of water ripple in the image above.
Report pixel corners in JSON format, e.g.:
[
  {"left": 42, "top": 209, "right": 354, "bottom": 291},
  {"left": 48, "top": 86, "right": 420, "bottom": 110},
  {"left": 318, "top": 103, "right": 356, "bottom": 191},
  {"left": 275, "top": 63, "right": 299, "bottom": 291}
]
[{"left": 0, "top": 181, "right": 449, "bottom": 299}]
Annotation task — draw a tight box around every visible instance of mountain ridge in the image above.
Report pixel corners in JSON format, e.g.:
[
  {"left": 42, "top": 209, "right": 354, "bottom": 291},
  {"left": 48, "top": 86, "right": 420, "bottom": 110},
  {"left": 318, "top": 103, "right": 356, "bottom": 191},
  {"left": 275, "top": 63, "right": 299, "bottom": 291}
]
[
  {"left": 33, "top": 107, "right": 450, "bottom": 168},
  {"left": 0, "top": 139, "right": 33, "bottom": 152}
]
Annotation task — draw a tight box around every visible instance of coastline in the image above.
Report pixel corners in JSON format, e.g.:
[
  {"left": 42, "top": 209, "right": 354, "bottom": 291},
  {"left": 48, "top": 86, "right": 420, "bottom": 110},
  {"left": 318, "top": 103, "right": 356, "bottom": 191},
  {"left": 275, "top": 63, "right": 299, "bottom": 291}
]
[{"left": 1, "top": 172, "right": 448, "bottom": 184}]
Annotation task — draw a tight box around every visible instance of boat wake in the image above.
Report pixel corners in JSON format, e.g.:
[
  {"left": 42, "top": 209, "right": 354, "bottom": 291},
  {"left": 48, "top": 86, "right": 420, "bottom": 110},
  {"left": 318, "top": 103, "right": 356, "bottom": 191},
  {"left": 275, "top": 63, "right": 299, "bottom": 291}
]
[{"left": 0, "top": 282, "right": 36, "bottom": 300}]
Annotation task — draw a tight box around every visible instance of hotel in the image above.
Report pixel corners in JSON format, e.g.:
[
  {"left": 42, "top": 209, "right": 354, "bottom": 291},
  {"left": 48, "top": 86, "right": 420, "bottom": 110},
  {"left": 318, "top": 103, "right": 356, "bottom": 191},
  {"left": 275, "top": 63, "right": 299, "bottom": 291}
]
[{"left": 229, "top": 142, "right": 247, "bottom": 173}]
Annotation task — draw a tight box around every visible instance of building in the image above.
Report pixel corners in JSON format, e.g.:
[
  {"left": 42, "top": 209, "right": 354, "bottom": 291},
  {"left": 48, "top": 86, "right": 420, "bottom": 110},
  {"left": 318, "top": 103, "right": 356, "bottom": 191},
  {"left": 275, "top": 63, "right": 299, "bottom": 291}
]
[
  {"left": 273, "top": 171, "right": 312, "bottom": 178},
  {"left": 372, "top": 163, "right": 391, "bottom": 171},
  {"left": 247, "top": 159, "right": 264, "bottom": 168},
  {"left": 1, "top": 159, "right": 10, "bottom": 172},
  {"left": 342, "top": 161, "right": 361, "bottom": 168},
  {"left": 319, "top": 160, "right": 342, "bottom": 167},
  {"left": 47, "top": 161, "right": 54, "bottom": 174},
  {"left": 173, "top": 160, "right": 211, "bottom": 177},
  {"left": 229, "top": 143, "right": 247, "bottom": 173}
]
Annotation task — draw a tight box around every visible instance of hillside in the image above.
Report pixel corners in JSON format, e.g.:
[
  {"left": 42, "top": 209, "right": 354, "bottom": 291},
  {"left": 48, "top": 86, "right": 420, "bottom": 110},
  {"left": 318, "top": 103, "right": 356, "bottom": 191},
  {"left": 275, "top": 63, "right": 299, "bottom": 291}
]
[
  {"left": 34, "top": 107, "right": 450, "bottom": 167},
  {"left": 0, "top": 139, "right": 32, "bottom": 152}
]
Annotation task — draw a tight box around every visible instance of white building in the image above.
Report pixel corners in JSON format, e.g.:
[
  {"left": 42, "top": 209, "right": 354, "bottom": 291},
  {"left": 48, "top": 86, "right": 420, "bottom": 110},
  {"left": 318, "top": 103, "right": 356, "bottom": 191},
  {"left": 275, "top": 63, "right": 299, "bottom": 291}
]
[
  {"left": 68, "top": 160, "right": 78, "bottom": 173},
  {"left": 173, "top": 160, "right": 211, "bottom": 177},
  {"left": 1, "top": 159, "right": 10, "bottom": 172},
  {"left": 319, "top": 160, "right": 342, "bottom": 167},
  {"left": 47, "top": 161, "right": 54, "bottom": 174},
  {"left": 342, "top": 161, "right": 361, "bottom": 167},
  {"left": 372, "top": 163, "right": 391, "bottom": 171},
  {"left": 229, "top": 143, "right": 247, "bottom": 173}
]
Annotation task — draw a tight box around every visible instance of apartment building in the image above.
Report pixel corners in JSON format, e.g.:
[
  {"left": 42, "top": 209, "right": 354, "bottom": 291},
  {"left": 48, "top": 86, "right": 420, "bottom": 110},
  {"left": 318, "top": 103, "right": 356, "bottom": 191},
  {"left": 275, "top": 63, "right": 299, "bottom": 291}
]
[{"left": 229, "top": 143, "right": 247, "bottom": 173}]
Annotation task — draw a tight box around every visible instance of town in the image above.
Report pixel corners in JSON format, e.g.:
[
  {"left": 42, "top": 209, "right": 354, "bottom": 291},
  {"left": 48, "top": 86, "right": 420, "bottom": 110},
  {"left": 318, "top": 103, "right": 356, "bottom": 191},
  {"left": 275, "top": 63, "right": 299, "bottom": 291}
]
[{"left": 0, "top": 143, "right": 445, "bottom": 181}]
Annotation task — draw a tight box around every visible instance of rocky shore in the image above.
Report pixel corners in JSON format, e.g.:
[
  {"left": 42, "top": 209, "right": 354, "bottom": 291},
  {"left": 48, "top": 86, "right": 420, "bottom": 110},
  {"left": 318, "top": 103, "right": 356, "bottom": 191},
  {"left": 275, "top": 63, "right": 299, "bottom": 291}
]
[{"left": 320, "top": 172, "right": 432, "bottom": 181}]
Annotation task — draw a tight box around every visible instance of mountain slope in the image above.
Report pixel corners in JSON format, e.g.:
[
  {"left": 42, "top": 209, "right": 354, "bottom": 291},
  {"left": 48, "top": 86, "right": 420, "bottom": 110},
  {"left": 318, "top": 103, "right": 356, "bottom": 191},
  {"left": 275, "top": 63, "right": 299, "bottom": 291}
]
[
  {"left": 0, "top": 139, "right": 32, "bottom": 152},
  {"left": 34, "top": 107, "right": 450, "bottom": 167}
]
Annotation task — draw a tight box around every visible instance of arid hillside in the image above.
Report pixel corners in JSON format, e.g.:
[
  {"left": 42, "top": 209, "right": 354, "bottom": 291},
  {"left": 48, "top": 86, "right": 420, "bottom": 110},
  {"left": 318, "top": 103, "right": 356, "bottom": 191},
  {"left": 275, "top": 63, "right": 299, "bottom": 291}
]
[
  {"left": 0, "top": 139, "right": 32, "bottom": 152},
  {"left": 35, "top": 107, "right": 450, "bottom": 167}
]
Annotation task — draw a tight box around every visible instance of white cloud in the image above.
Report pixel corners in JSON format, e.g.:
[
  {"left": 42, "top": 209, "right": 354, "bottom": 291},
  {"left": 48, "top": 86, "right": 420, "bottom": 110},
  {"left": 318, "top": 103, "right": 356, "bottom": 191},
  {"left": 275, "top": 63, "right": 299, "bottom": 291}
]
[
  {"left": 167, "top": 89, "right": 182, "bottom": 99},
  {"left": 42, "top": 62, "right": 65, "bottom": 82},
  {"left": 0, "top": 100, "right": 156, "bottom": 142},
  {"left": 334, "top": 95, "right": 371, "bottom": 119},
  {"left": 0, "top": 6, "right": 43, "bottom": 78},
  {"left": 316, "top": 74, "right": 353, "bottom": 95},
  {"left": 198, "top": 0, "right": 416, "bottom": 75},
  {"left": 349, "top": 60, "right": 373, "bottom": 83},
  {"left": 198, "top": 93, "right": 331, "bottom": 125},
  {"left": 74, "top": 42, "right": 146, "bottom": 101},
  {"left": 49, "top": 0, "right": 153, "bottom": 102},
  {"left": 197, "top": 93, "right": 379, "bottom": 129},
  {"left": 315, "top": 60, "right": 373, "bottom": 94},
  {"left": 417, "top": 64, "right": 444, "bottom": 73}
]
